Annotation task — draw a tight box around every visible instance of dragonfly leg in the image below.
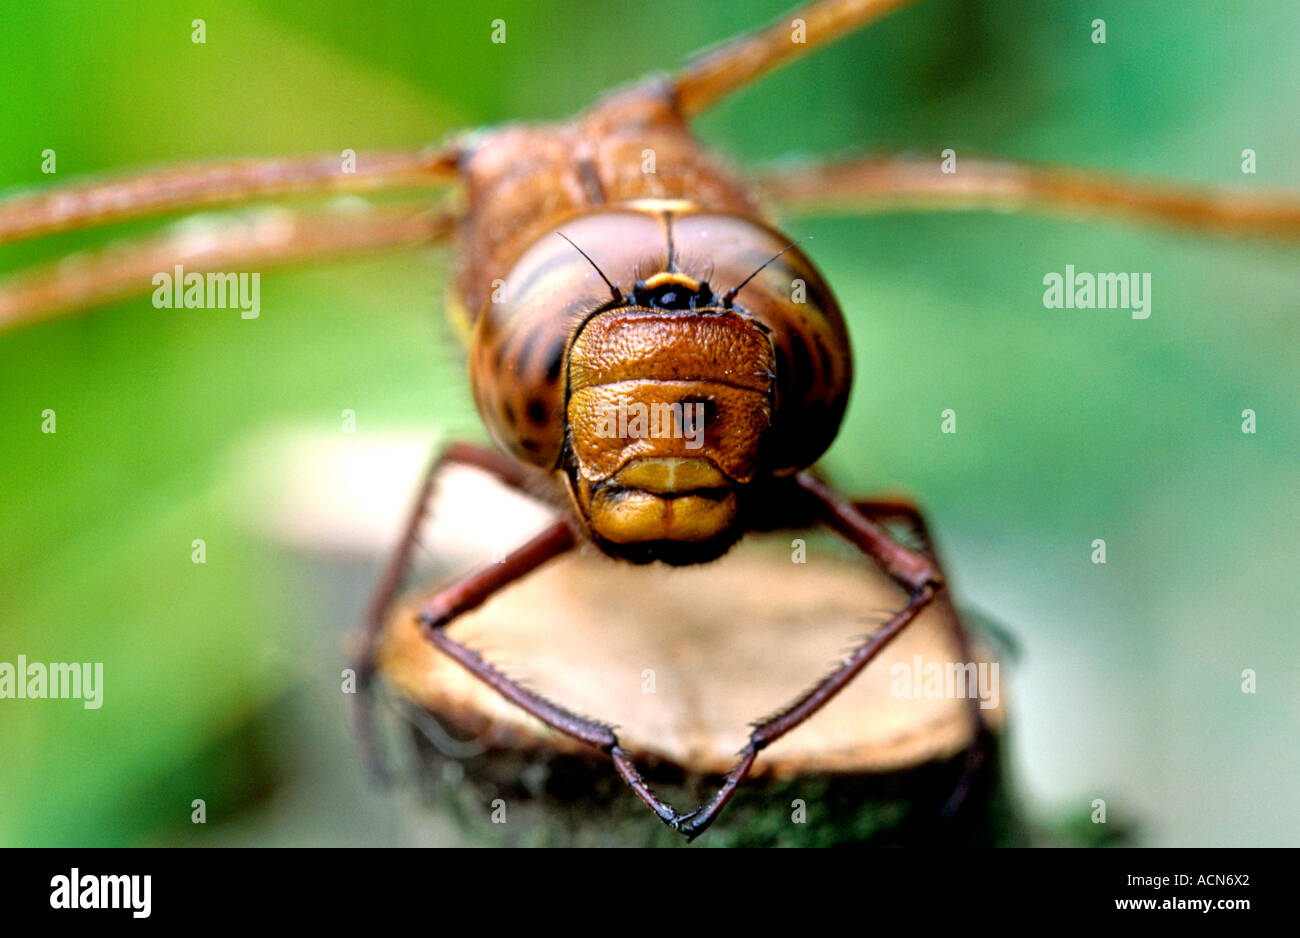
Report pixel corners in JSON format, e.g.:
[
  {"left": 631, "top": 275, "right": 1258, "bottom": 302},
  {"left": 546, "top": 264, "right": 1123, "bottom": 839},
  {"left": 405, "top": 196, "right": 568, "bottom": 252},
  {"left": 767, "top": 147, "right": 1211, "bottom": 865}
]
[
  {"left": 753, "top": 154, "right": 1300, "bottom": 238},
  {"left": 851, "top": 496, "right": 993, "bottom": 820},
  {"left": 674, "top": 472, "right": 945, "bottom": 839},
  {"left": 358, "top": 444, "right": 696, "bottom": 829},
  {"left": 414, "top": 524, "right": 696, "bottom": 828},
  {"left": 0, "top": 203, "right": 458, "bottom": 331},
  {"left": 670, "top": 0, "right": 919, "bottom": 118},
  {"left": 352, "top": 441, "right": 542, "bottom": 783},
  {"left": 414, "top": 523, "right": 722, "bottom": 830},
  {"left": 0, "top": 143, "right": 462, "bottom": 246}
]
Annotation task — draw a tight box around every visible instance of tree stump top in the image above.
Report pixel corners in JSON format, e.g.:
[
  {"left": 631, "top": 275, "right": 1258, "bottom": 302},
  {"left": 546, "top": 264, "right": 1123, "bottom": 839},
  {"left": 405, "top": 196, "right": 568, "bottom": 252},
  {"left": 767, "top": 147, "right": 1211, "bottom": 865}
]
[{"left": 377, "top": 466, "right": 1005, "bottom": 779}]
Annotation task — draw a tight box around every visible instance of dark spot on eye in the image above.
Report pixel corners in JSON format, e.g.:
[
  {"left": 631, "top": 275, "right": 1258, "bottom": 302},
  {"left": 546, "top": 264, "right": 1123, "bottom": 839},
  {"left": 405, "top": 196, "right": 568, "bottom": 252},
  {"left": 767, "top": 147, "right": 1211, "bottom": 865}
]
[
  {"left": 503, "top": 399, "right": 518, "bottom": 426},
  {"left": 544, "top": 337, "right": 566, "bottom": 384},
  {"left": 521, "top": 438, "right": 545, "bottom": 454},
  {"left": 813, "top": 334, "right": 834, "bottom": 384},
  {"left": 526, "top": 397, "right": 548, "bottom": 426},
  {"left": 772, "top": 344, "right": 793, "bottom": 393},
  {"left": 513, "top": 332, "right": 535, "bottom": 375},
  {"left": 790, "top": 333, "right": 816, "bottom": 398},
  {"left": 525, "top": 324, "right": 558, "bottom": 375}
]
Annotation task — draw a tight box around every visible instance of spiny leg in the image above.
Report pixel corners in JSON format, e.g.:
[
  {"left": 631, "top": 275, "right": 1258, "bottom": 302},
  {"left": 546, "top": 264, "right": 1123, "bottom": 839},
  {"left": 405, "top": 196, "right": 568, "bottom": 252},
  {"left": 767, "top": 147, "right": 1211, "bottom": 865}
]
[
  {"left": 414, "top": 522, "right": 726, "bottom": 801},
  {"left": 0, "top": 202, "right": 458, "bottom": 331},
  {"left": 753, "top": 154, "right": 1300, "bottom": 238},
  {"left": 852, "top": 497, "right": 992, "bottom": 819},
  {"left": 672, "top": 473, "right": 945, "bottom": 839},
  {"left": 670, "top": 0, "right": 920, "bottom": 118},
  {"left": 0, "top": 143, "right": 462, "bottom": 246},
  {"left": 392, "top": 487, "right": 688, "bottom": 825},
  {"left": 353, "top": 442, "right": 544, "bottom": 782},
  {"left": 412, "top": 525, "right": 690, "bottom": 827}
]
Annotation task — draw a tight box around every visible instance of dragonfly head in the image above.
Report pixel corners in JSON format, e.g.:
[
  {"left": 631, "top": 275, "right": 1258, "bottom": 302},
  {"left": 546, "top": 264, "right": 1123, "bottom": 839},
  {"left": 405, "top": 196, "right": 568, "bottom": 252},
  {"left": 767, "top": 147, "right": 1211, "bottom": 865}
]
[{"left": 562, "top": 279, "right": 775, "bottom": 563}]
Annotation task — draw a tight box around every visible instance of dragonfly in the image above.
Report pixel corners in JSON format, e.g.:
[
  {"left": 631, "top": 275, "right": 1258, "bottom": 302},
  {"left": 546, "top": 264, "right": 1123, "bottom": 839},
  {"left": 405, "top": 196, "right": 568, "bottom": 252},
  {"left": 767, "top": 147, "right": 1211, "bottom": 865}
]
[{"left": 2, "top": 0, "right": 1298, "bottom": 840}]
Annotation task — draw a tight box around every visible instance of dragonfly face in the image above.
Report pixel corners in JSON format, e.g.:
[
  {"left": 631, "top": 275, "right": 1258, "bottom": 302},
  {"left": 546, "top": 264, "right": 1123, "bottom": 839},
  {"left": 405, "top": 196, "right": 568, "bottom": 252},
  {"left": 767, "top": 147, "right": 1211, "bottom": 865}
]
[
  {"left": 467, "top": 203, "right": 854, "bottom": 564},
  {"left": 565, "top": 284, "right": 774, "bottom": 561}
]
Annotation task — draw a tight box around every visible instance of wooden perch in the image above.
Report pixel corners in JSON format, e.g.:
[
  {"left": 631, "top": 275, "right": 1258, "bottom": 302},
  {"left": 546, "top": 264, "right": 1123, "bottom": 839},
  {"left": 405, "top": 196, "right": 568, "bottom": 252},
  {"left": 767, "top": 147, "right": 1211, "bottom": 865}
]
[{"left": 370, "top": 465, "right": 1017, "bottom": 846}]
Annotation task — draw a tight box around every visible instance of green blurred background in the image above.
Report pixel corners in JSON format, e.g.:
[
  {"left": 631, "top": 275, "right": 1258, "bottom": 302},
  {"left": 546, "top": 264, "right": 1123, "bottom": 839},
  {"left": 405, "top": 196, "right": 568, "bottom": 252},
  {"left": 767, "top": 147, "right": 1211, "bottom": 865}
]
[{"left": 1, "top": 0, "right": 1297, "bottom": 846}]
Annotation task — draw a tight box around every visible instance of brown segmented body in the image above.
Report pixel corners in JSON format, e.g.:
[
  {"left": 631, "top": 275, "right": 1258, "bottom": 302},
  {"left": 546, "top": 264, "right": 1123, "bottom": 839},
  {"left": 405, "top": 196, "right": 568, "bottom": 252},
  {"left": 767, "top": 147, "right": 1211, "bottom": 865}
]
[{"left": 459, "top": 83, "right": 853, "bottom": 556}]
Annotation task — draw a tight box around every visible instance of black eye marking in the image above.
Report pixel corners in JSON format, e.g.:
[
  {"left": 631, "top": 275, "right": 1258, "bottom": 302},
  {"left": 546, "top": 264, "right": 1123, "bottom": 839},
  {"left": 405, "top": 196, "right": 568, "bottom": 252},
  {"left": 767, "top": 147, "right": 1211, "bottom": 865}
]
[
  {"left": 526, "top": 397, "right": 549, "bottom": 426},
  {"left": 813, "top": 333, "right": 835, "bottom": 384},
  {"left": 543, "top": 336, "right": 566, "bottom": 384},
  {"left": 513, "top": 335, "right": 534, "bottom": 375},
  {"left": 790, "top": 332, "right": 817, "bottom": 398}
]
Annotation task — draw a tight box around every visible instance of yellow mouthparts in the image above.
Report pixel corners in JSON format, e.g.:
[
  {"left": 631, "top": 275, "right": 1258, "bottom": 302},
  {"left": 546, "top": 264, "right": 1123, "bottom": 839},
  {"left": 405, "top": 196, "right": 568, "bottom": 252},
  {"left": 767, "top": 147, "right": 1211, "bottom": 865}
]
[{"left": 610, "top": 457, "right": 728, "bottom": 495}]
